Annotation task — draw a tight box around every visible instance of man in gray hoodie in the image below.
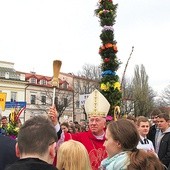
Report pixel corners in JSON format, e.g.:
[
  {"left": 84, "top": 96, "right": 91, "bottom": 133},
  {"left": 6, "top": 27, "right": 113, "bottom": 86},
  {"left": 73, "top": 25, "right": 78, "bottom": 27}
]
[{"left": 155, "top": 113, "right": 170, "bottom": 169}]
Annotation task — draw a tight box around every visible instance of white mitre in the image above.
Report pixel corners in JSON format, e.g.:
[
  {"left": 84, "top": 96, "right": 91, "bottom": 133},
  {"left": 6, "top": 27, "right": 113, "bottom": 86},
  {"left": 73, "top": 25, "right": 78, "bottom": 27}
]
[{"left": 84, "top": 89, "right": 110, "bottom": 117}]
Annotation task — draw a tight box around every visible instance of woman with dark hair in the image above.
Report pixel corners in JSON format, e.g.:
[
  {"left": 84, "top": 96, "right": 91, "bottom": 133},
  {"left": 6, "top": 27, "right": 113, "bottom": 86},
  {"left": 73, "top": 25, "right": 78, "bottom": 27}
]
[
  {"left": 68, "top": 125, "right": 76, "bottom": 134},
  {"left": 60, "top": 122, "right": 69, "bottom": 133},
  {"left": 99, "top": 119, "right": 165, "bottom": 170}
]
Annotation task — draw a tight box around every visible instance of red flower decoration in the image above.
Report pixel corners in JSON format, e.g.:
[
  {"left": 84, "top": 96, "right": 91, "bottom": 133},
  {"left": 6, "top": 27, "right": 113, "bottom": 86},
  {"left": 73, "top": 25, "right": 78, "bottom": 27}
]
[
  {"left": 104, "top": 58, "right": 110, "bottom": 62},
  {"left": 113, "top": 44, "right": 118, "bottom": 52}
]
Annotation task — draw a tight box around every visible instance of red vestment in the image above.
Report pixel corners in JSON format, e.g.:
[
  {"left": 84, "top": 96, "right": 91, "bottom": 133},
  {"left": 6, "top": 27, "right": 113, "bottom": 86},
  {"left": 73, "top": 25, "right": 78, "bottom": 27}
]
[{"left": 65, "top": 131, "right": 107, "bottom": 170}]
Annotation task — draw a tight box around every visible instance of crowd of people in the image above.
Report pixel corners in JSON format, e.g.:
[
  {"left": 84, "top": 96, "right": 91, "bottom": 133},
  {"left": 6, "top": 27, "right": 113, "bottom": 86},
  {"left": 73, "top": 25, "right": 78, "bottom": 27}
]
[{"left": 0, "top": 89, "right": 170, "bottom": 170}]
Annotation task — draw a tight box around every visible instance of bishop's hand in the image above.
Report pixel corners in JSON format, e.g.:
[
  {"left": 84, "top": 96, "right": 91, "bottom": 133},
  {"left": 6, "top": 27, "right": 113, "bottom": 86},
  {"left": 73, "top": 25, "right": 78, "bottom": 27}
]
[{"left": 48, "top": 105, "right": 58, "bottom": 126}]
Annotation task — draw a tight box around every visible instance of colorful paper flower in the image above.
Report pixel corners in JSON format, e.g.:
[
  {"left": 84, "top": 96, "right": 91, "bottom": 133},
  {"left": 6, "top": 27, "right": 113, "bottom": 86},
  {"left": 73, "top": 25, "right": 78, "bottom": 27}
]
[
  {"left": 105, "top": 43, "right": 113, "bottom": 48},
  {"left": 104, "top": 58, "right": 110, "bottom": 63},
  {"left": 113, "top": 44, "right": 118, "bottom": 52},
  {"left": 113, "top": 82, "right": 121, "bottom": 91},
  {"left": 101, "top": 70, "right": 116, "bottom": 77},
  {"left": 100, "top": 83, "right": 110, "bottom": 91},
  {"left": 98, "top": 9, "right": 112, "bottom": 15},
  {"left": 102, "top": 25, "right": 114, "bottom": 32},
  {"left": 6, "top": 106, "right": 25, "bottom": 138}
]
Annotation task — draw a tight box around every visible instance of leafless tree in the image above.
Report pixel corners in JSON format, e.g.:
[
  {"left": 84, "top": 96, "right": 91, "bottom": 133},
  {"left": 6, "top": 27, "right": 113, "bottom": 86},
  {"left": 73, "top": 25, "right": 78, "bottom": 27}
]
[
  {"left": 121, "top": 77, "right": 134, "bottom": 115},
  {"left": 77, "top": 63, "right": 101, "bottom": 81},
  {"left": 132, "top": 64, "right": 155, "bottom": 117},
  {"left": 74, "top": 64, "right": 100, "bottom": 120},
  {"left": 34, "top": 64, "right": 101, "bottom": 120},
  {"left": 34, "top": 88, "right": 73, "bottom": 119},
  {"left": 160, "top": 84, "right": 170, "bottom": 106}
]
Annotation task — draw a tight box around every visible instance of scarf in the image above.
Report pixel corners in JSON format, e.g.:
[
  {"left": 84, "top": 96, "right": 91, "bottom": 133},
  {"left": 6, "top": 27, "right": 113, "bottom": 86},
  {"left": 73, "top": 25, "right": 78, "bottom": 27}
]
[{"left": 99, "top": 151, "right": 130, "bottom": 170}]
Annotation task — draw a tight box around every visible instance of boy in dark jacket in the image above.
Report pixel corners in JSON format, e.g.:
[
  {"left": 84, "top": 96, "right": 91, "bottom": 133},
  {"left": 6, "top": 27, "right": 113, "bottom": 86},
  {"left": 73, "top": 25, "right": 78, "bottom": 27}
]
[
  {"left": 0, "top": 135, "right": 18, "bottom": 170},
  {"left": 5, "top": 116, "right": 58, "bottom": 170}
]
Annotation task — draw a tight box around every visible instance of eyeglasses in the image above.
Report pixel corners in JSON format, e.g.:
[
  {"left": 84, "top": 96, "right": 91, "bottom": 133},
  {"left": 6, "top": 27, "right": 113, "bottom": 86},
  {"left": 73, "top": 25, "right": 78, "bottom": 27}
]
[
  {"left": 49, "top": 140, "right": 57, "bottom": 155},
  {"left": 49, "top": 140, "right": 56, "bottom": 146}
]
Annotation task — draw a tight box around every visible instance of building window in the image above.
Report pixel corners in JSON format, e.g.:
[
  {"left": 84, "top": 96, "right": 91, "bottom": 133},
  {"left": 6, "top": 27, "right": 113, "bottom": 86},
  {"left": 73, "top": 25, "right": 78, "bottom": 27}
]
[
  {"left": 59, "top": 83, "right": 63, "bottom": 88},
  {"left": 31, "top": 95, "right": 36, "bottom": 104},
  {"left": 30, "top": 78, "right": 37, "bottom": 84},
  {"left": 40, "top": 79, "right": 47, "bottom": 85},
  {"left": 64, "top": 98, "right": 68, "bottom": 107},
  {"left": 11, "top": 92, "right": 17, "bottom": 102},
  {"left": 63, "top": 82, "right": 67, "bottom": 89},
  {"left": 41, "top": 96, "right": 46, "bottom": 105},
  {"left": 55, "top": 97, "right": 58, "bottom": 106},
  {"left": 76, "top": 100, "right": 79, "bottom": 108}
]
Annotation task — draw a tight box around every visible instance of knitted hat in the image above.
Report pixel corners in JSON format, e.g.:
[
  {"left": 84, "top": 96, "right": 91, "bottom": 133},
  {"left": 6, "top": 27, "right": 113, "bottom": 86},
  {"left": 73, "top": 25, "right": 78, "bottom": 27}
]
[{"left": 85, "top": 89, "right": 110, "bottom": 117}]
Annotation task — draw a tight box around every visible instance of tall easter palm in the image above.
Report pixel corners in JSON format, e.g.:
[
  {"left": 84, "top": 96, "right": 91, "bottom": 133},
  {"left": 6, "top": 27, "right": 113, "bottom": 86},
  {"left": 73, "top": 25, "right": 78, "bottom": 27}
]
[{"left": 95, "top": 0, "right": 122, "bottom": 119}]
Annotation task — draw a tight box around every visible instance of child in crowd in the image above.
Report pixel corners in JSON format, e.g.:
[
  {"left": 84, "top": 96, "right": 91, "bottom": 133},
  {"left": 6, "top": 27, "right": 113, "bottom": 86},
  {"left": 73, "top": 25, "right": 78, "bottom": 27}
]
[{"left": 57, "top": 140, "right": 92, "bottom": 170}]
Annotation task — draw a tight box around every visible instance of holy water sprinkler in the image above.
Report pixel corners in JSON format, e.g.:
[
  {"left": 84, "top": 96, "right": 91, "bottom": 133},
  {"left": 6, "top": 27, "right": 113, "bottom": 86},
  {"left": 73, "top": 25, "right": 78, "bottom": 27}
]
[{"left": 52, "top": 60, "right": 62, "bottom": 105}]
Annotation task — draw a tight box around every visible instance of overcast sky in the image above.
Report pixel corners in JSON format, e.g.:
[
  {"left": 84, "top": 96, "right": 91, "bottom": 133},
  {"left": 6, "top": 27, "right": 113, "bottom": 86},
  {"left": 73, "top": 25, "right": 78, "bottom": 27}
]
[{"left": 0, "top": 0, "right": 170, "bottom": 94}]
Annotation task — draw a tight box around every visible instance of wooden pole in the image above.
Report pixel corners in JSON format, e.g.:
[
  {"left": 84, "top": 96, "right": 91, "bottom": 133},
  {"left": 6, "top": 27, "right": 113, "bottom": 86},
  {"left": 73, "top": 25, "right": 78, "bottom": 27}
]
[{"left": 52, "top": 60, "right": 62, "bottom": 105}]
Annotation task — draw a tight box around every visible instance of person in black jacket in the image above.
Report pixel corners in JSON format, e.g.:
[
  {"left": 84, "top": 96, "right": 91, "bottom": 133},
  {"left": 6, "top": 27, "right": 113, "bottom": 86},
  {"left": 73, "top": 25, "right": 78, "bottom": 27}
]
[
  {"left": 0, "top": 135, "right": 18, "bottom": 170},
  {"left": 147, "top": 108, "right": 162, "bottom": 148},
  {"left": 5, "top": 115, "right": 58, "bottom": 170},
  {"left": 156, "top": 113, "right": 170, "bottom": 169}
]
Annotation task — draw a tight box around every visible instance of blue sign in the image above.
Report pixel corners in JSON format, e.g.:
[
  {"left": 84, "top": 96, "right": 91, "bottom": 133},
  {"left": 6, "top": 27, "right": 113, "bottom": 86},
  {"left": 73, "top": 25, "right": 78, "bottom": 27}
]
[{"left": 5, "top": 102, "right": 26, "bottom": 108}]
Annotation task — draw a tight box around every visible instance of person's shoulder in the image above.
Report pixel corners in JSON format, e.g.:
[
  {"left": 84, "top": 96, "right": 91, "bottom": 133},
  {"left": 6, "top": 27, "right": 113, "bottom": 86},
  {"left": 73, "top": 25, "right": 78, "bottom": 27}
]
[
  {"left": 4, "top": 161, "right": 19, "bottom": 170},
  {"left": 72, "top": 131, "right": 88, "bottom": 135},
  {"left": 148, "top": 139, "right": 154, "bottom": 144},
  {"left": 5, "top": 164, "right": 58, "bottom": 170},
  {"left": 163, "top": 129, "right": 170, "bottom": 136},
  {"left": 73, "top": 131, "right": 89, "bottom": 138},
  {"left": 5, "top": 158, "right": 58, "bottom": 170},
  {"left": 0, "top": 135, "right": 16, "bottom": 144},
  {"left": 150, "top": 124, "right": 156, "bottom": 129},
  {"left": 165, "top": 127, "right": 170, "bottom": 133}
]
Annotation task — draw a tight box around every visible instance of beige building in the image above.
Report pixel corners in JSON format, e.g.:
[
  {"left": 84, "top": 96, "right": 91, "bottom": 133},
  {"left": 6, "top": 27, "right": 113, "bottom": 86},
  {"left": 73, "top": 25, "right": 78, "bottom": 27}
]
[
  {"left": 0, "top": 61, "right": 99, "bottom": 123},
  {"left": 59, "top": 72, "right": 99, "bottom": 122},
  {"left": 0, "top": 61, "right": 27, "bottom": 123}
]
